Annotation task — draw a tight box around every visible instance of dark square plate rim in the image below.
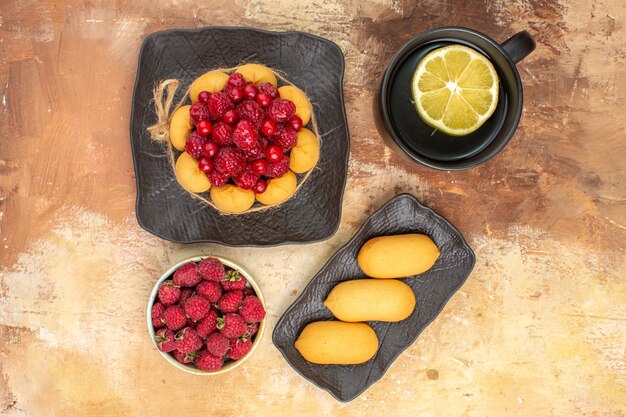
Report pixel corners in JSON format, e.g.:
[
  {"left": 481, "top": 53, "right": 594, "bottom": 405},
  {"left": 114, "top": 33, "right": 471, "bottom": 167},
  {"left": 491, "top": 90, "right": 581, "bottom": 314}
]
[
  {"left": 129, "top": 26, "right": 350, "bottom": 246},
  {"left": 272, "top": 193, "right": 476, "bottom": 401}
]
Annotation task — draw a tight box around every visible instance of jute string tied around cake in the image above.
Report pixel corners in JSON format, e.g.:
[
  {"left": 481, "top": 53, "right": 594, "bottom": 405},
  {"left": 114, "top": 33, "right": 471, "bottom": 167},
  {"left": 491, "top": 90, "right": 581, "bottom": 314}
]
[{"left": 146, "top": 65, "right": 321, "bottom": 215}]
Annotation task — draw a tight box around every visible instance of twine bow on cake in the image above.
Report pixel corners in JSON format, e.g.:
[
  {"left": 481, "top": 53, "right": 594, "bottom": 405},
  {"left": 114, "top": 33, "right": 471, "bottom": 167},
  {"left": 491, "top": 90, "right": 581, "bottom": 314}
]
[{"left": 147, "top": 79, "right": 187, "bottom": 142}]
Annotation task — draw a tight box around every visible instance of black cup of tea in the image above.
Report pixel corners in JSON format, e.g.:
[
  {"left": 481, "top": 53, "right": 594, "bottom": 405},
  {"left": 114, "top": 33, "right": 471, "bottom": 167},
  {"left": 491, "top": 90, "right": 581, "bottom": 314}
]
[{"left": 379, "top": 27, "right": 535, "bottom": 170}]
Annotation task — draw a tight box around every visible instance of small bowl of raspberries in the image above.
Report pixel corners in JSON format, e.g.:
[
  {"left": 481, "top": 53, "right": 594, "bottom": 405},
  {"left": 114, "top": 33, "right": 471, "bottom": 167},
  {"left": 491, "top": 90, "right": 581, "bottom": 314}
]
[{"left": 148, "top": 256, "right": 266, "bottom": 374}]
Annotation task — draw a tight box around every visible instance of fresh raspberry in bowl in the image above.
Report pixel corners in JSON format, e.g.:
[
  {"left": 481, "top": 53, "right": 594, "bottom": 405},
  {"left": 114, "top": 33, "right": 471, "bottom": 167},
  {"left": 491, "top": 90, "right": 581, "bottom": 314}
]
[{"left": 147, "top": 256, "right": 266, "bottom": 375}]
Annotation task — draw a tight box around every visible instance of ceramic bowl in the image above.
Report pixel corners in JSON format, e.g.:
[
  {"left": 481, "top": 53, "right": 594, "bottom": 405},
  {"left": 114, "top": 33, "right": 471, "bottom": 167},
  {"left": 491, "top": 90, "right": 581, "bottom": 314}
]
[{"left": 147, "top": 255, "right": 266, "bottom": 374}]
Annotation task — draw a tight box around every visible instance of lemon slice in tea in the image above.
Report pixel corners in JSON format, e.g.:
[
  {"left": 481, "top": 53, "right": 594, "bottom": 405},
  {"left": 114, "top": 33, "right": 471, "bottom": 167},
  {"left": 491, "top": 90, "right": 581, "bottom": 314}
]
[{"left": 411, "top": 44, "right": 499, "bottom": 136}]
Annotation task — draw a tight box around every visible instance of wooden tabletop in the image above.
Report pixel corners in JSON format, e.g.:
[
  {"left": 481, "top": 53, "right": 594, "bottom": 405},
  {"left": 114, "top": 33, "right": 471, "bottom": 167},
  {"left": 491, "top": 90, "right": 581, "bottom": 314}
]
[{"left": 1, "top": 1, "right": 624, "bottom": 416}]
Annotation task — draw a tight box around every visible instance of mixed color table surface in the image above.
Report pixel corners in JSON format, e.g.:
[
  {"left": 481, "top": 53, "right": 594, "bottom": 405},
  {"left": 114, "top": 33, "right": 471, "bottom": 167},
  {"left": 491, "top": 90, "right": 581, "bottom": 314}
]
[{"left": 0, "top": 1, "right": 624, "bottom": 416}]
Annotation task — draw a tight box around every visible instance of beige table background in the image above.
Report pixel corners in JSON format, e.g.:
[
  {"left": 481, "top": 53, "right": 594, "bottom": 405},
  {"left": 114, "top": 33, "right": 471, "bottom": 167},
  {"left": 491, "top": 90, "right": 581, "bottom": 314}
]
[{"left": 1, "top": 0, "right": 625, "bottom": 416}]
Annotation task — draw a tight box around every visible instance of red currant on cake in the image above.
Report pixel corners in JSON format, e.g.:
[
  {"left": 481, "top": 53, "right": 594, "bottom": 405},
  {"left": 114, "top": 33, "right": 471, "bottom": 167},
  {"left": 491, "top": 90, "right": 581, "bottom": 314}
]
[
  {"left": 227, "top": 87, "right": 244, "bottom": 103},
  {"left": 260, "top": 119, "right": 277, "bottom": 136},
  {"left": 198, "top": 157, "right": 214, "bottom": 173},
  {"left": 265, "top": 144, "right": 283, "bottom": 163},
  {"left": 250, "top": 159, "right": 268, "bottom": 175},
  {"left": 196, "top": 120, "right": 212, "bottom": 136},
  {"left": 243, "top": 84, "right": 257, "bottom": 100},
  {"left": 222, "top": 108, "right": 239, "bottom": 125},
  {"left": 197, "top": 91, "right": 211, "bottom": 104},
  {"left": 288, "top": 115, "right": 303, "bottom": 132},
  {"left": 204, "top": 141, "right": 219, "bottom": 158},
  {"left": 256, "top": 92, "right": 272, "bottom": 108},
  {"left": 252, "top": 178, "right": 268, "bottom": 194}
]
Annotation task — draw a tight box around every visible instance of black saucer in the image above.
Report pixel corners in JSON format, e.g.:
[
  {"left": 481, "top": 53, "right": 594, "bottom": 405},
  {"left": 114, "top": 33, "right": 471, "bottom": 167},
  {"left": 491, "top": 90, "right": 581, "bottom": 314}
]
[{"left": 379, "top": 27, "right": 535, "bottom": 170}]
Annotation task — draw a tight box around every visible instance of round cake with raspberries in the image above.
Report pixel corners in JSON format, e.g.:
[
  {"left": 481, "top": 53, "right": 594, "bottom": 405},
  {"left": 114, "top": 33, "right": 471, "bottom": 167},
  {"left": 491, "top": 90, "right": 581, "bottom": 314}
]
[
  {"left": 150, "top": 257, "right": 266, "bottom": 372},
  {"left": 168, "top": 63, "right": 320, "bottom": 214}
]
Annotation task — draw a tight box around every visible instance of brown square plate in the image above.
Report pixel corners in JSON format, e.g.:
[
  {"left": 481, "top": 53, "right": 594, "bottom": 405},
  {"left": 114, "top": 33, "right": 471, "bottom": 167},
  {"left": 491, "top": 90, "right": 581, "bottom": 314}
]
[
  {"left": 130, "top": 27, "right": 349, "bottom": 245},
  {"left": 272, "top": 193, "right": 475, "bottom": 401}
]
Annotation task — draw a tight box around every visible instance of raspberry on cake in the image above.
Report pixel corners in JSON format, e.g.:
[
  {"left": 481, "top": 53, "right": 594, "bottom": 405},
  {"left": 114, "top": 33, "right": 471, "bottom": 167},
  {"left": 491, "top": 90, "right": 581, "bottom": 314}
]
[
  {"left": 265, "top": 155, "right": 290, "bottom": 178},
  {"left": 185, "top": 132, "right": 207, "bottom": 159},
  {"left": 257, "top": 82, "right": 278, "bottom": 99},
  {"left": 214, "top": 147, "right": 246, "bottom": 177},
  {"left": 189, "top": 103, "right": 210, "bottom": 124},
  {"left": 226, "top": 72, "right": 246, "bottom": 90},
  {"left": 266, "top": 99, "right": 296, "bottom": 122},
  {"left": 208, "top": 170, "right": 230, "bottom": 187},
  {"left": 207, "top": 92, "right": 234, "bottom": 121},
  {"left": 233, "top": 120, "right": 259, "bottom": 150},
  {"left": 211, "top": 122, "right": 234, "bottom": 147},
  {"left": 270, "top": 124, "right": 297, "bottom": 151},
  {"left": 233, "top": 169, "right": 259, "bottom": 190},
  {"left": 236, "top": 100, "right": 265, "bottom": 126},
  {"left": 243, "top": 136, "right": 268, "bottom": 161}
]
